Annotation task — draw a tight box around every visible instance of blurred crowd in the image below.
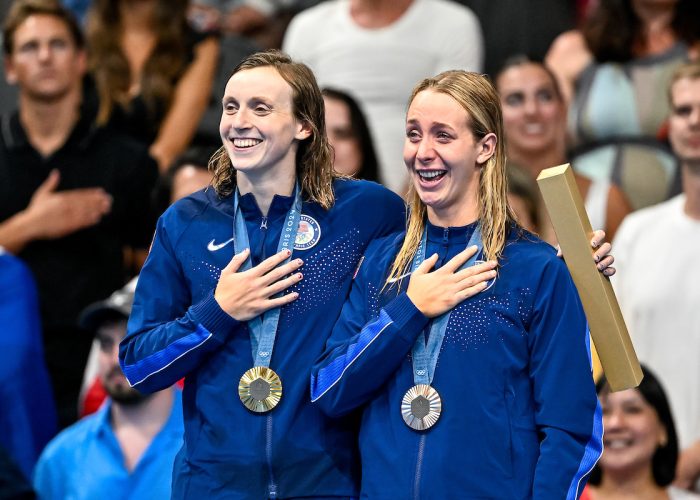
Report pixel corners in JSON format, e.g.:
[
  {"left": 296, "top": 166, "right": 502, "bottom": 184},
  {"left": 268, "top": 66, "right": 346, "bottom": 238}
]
[{"left": 0, "top": 0, "right": 699, "bottom": 498}]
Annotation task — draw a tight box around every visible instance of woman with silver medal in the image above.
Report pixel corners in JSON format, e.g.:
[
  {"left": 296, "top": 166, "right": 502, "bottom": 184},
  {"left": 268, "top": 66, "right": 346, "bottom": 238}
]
[{"left": 311, "top": 71, "right": 605, "bottom": 498}]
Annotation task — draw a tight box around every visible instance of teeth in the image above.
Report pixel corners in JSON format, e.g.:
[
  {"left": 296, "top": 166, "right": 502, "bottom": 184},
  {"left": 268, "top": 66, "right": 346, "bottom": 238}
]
[
  {"left": 419, "top": 170, "right": 446, "bottom": 179},
  {"left": 604, "top": 439, "right": 631, "bottom": 449},
  {"left": 524, "top": 124, "right": 544, "bottom": 134},
  {"left": 233, "top": 138, "right": 261, "bottom": 148}
]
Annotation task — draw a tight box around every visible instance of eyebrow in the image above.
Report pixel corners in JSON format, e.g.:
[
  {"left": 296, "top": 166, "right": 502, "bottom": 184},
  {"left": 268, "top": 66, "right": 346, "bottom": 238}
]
[{"left": 406, "top": 118, "right": 457, "bottom": 131}]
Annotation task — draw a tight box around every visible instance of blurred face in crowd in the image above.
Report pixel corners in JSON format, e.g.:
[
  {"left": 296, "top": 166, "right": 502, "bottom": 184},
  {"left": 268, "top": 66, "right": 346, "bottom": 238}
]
[
  {"left": 4, "top": 14, "right": 85, "bottom": 102},
  {"left": 497, "top": 63, "right": 564, "bottom": 156},
  {"left": 171, "top": 165, "right": 213, "bottom": 203},
  {"left": 598, "top": 387, "right": 667, "bottom": 477},
  {"left": 669, "top": 76, "right": 700, "bottom": 169},
  {"left": 404, "top": 89, "right": 495, "bottom": 222},
  {"left": 219, "top": 66, "right": 310, "bottom": 182},
  {"left": 97, "top": 320, "right": 148, "bottom": 405},
  {"left": 324, "top": 95, "right": 362, "bottom": 176}
]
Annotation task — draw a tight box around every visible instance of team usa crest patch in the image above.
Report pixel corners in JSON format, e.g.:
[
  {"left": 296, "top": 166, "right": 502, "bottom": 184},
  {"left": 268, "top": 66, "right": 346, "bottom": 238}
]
[{"left": 294, "top": 215, "right": 321, "bottom": 250}]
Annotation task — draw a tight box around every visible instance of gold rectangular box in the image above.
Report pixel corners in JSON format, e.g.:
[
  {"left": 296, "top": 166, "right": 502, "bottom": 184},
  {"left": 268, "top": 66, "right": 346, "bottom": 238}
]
[{"left": 536, "top": 164, "right": 642, "bottom": 391}]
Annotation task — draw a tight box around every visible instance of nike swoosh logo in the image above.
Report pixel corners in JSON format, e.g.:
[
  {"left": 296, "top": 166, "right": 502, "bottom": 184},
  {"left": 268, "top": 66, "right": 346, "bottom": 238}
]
[{"left": 207, "top": 237, "right": 235, "bottom": 252}]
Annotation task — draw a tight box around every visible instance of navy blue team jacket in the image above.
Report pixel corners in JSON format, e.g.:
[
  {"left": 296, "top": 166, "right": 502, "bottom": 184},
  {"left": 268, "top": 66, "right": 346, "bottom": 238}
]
[
  {"left": 119, "top": 179, "right": 405, "bottom": 499},
  {"left": 311, "top": 222, "right": 603, "bottom": 499}
]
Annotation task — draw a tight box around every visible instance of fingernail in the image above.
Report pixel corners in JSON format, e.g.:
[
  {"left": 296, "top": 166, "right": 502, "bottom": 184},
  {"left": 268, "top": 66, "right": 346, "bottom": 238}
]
[
  {"left": 594, "top": 255, "right": 600, "bottom": 263},
  {"left": 591, "top": 240, "right": 598, "bottom": 248},
  {"left": 597, "top": 263, "right": 604, "bottom": 270},
  {"left": 297, "top": 273, "right": 303, "bottom": 279},
  {"left": 286, "top": 249, "right": 292, "bottom": 256}
]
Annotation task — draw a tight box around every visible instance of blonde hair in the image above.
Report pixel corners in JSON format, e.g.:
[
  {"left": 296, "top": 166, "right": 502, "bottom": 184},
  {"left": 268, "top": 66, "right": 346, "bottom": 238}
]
[
  {"left": 210, "top": 50, "right": 336, "bottom": 209},
  {"left": 386, "top": 71, "right": 515, "bottom": 287}
]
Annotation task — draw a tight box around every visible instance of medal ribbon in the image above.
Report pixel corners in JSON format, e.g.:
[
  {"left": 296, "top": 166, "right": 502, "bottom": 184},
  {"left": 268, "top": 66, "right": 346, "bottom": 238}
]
[
  {"left": 233, "top": 181, "right": 302, "bottom": 368},
  {"left": 410, "top": 223, "right": 483, "bottom": 386}
]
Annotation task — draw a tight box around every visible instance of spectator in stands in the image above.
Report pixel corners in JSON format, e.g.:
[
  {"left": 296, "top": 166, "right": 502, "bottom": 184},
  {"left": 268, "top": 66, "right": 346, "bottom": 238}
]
[
  {"left": 546, "top": 0, "right": 700, "bottom": 210},
  {"left": 581, "top": 364, "right": 700, "bottom": 500},
  {"left": 86, "top": 0, "right": 219, "bottom": 172},
  {"left": 283, "top": 0, "right": 483, "bottom": 193},
  {"left": 0, "top": 249, "right": 56, "bottom": 481},
  {"left": 496, "top": 56, "right": 631, "bottom": 243},
  {"left": 612, "top": 62, "right": 700, "bottom": 492},
  {"left": 34, "top": 278, "right": 184, "bottom": 499},
  {"left": 322, "top": 88, "right": 379, "bottom": 182},
  {"left": 0, "top": 0, "right": 158, "bottom": 427}
]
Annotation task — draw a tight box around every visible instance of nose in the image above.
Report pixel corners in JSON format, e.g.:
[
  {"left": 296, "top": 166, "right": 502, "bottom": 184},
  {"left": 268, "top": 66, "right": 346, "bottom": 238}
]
[
  {"left": 37, "top": 42, "right": 52, "bottom": 63},
  {"left": 232, "top": 107, "right": 252, "bottom": 130},
  {"left": 416, "top": 137, "right": 435, "bottom": 165},
  {"left": 604, "top": 407, "right": 625, "bottom": 430},
  {"left": 523, "top": 96, "right": 539, "bottom": 117},
  {"left": 689, "top": 105, "right": 700, "bottom": 128}
]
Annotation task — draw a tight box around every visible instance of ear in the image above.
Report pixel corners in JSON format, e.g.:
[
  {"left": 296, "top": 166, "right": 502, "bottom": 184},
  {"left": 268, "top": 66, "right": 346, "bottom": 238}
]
[
  {"left": 476, "top": 132, "right": 497, "bottom": 166},
  {"left": 4, "top": 57, "right": 17, "bottom": 85},
  {"left": 295, "top": 120, "right": 312, "bottom": 141}
]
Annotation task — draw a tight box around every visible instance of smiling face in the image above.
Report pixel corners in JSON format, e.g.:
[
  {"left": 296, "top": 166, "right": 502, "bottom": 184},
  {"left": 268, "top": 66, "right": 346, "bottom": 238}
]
[
  {"left": 4, "top": 14, "right": 85, "bottom": 102},
  {"left": 599, "top": 387, "right": 667, "bottom": 477},
  {"left": 669, "top": 76, "right": 700, "bottom": 169},
  {"left": 219, "top": 66, "right": 310, "bottom": 184},
  {"left": 404, "top": 90, "right": 496, "bottom": 226},
  {"left": 497, "top": 63, "right": 564, "bottom": 157}
]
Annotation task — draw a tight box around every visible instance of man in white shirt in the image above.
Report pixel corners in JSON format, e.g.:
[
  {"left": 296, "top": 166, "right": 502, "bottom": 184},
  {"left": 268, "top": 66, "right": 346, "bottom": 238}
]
[{"left": 612, "top": 62, "right": 700, "bottom": 489}]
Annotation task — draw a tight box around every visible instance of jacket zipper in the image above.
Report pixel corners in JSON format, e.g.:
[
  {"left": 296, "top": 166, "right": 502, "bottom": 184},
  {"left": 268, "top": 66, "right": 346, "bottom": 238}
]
[
  {"left": 413, "top": 434, "right": 426, "bottom": 500},
  {"left": 262, "top": 215, "right": 276, "bottom": 498},
  {"left": 266, "top": 415, "right": 277, "bottom": 498}
]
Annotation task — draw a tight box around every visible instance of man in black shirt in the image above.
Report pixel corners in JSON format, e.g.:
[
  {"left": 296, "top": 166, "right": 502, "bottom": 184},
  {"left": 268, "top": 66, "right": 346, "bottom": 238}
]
[{"left": 0, "top": 0, "right": 158, "bottom": 427}]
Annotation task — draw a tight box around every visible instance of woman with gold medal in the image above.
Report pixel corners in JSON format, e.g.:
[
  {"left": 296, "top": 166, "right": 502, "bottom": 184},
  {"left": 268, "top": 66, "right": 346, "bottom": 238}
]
[
  {"left": 118, "top": 50, "right": 408, "bottom": 499},
  {"left": 311, "top": 71, "right": 605, "bottom": 498}
]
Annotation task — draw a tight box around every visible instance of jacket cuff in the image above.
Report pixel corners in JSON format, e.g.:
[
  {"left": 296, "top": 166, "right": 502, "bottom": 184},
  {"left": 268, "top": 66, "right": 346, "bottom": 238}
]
[
  {"left": 384, "top": 292, "right": 429, "bottom": 339},
  {"left": 190, "top": 291, "right": 241, "bottom": 338}
]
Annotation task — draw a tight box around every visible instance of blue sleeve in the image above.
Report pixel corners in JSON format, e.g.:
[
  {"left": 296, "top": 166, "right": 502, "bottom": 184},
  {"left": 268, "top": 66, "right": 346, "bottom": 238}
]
[
  {"left": 119, "top": 215, "right": 243, "bottom": 393},
  {"left": 0, "top": 254, "right": 56, "bottom": 480},
  {"left": 528, "top": 257, "right": 603, "bottom": 500},
  {"left": 33, "top": 444, "right": 65, "bottom": 500},
  {"left": 310, "top": 242, "right": 429, "bottom": 417}
]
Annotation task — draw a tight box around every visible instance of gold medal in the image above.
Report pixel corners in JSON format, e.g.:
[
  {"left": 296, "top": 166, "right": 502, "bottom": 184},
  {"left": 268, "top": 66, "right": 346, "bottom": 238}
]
[
  {"left": 401, "top": 384, "right": 442, "bottom": 431},
  {"left": 238, "top": 366, "right": 283, "bottom": 413}
]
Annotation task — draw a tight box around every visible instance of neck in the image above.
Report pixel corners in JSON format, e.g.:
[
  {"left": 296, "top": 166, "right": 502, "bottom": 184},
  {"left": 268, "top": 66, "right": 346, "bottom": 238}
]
[
  {"left": 349, "top": 0, "right": 413, "bottom": 28},
  {"left": 119, "top": 0, "right": 156, "bottom": 31},
  {"left": 426, "top": 198, "right": 479, "bottom": 228},
  {"left": 682, "top": 163, "right": 700, "bottom": 219},
  {"left": 508, "top": 144, "right": 567, "bottom": 179},
  {"left": 110, "top": 387, "right": 174, "bottom": 436},
  {"left": 236, "top": 168, "right": 296, "bottom": 216},
  {"left": 595, "top": 466, "right": 667, "bottom": 499},
  {"left": 18, "top": 87, "right": 82, "bottom": 157}
]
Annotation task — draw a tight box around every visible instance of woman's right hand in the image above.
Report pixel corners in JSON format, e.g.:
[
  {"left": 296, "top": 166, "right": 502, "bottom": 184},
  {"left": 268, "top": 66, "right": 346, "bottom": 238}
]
[
  {"left": 406, "top": 246, "right": 497, "bottom": 318},
  {"left": 215, "top": 248, "right": 304, "bottom": 321}
]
